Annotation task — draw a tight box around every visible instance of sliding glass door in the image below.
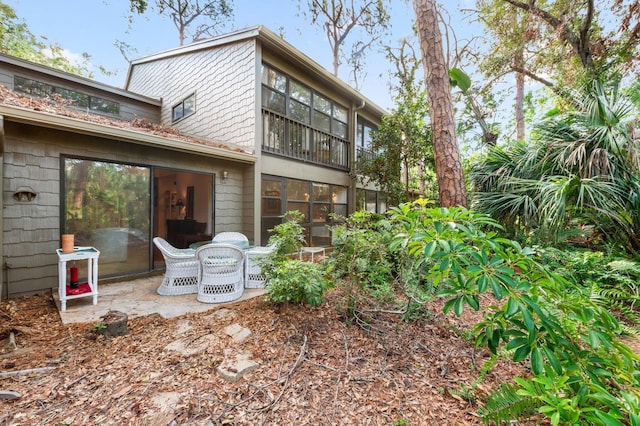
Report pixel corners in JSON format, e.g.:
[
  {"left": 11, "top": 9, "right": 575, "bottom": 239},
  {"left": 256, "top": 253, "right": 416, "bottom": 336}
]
[{"left": 63, "top": 158, "right": 151, "bottom": 277}]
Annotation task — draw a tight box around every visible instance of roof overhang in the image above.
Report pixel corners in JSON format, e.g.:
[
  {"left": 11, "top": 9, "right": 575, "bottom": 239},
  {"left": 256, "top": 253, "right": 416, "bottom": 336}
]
[{"left": 0, "top": 104, "right": 256, "bottom": 164}]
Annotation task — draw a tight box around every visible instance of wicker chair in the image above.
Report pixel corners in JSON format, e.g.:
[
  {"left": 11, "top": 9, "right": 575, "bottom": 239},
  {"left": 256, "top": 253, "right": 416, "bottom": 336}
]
[
  {"left": 212, "top": 232, "right": 250, "bottom": 249},
  {"left": 244, "top": 245, "right": 275, "bottom": 288},
  {"left": 195, "top": 243, "right": 245, "bottom": 303},
  {"left": 153, "top": 237, "right": 199, "bottom": 295}
]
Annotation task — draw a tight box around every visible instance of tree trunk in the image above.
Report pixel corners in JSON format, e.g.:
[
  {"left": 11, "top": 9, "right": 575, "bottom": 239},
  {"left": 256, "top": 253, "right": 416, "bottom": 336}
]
[
  {"left": 413, "top": 0, "right": 467, "bottom": 207},
  {"left": 514, "top": 48, "right": 525, "bottom": 141}
]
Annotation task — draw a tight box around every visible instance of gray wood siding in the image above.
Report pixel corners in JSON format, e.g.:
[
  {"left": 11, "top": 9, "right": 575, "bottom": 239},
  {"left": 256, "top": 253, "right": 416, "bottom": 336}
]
[
  {"left": 127, "top": 41, "right": 257, "bottom": 151},
  {"left": 3, "top": 122, "right": 251, "bottom": 297}
]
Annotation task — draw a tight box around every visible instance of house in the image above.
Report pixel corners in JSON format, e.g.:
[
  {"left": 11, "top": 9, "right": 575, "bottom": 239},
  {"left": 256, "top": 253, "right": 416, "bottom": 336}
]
[{"left": 0, "top": 25, "right": 387, "bottom": 298}]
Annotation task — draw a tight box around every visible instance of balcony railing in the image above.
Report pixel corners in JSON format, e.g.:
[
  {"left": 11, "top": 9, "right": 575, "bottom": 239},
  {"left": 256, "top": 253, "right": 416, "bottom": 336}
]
[
  {"left": 356, "top": 145, "right": 377, "bottom": 163},
  {"left": 262, "top": 109, "right": 350, "bottom": 170}
]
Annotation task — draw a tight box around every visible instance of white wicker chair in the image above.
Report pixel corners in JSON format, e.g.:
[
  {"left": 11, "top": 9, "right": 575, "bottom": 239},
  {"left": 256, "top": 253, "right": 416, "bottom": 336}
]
[
  {"left": 212, "top": 232, "right": 250, "bottom": 249},
  {"left": 244, "top": 245, "right": 275, "bottom": 288},
  {"left": 195, "top": 243, "right": 245, "bottom": 303},
  {"left": 153, "top": 237, "right": 199, "bottom": 295}
]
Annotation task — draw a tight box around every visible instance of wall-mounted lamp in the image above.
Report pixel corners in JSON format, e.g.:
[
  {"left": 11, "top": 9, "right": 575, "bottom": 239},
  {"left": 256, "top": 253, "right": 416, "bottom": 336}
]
[
  {"left": 221, "top": 170, "right": 229, "bottom": 183},
  {"left": 13, "top": 186, "right": 37, "bottom": 202}
]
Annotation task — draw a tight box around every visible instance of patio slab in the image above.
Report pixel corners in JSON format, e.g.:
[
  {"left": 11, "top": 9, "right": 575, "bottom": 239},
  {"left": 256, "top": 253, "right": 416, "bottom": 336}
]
[{"left": 53, "top": 275, "right": 266, "bottom": 324}]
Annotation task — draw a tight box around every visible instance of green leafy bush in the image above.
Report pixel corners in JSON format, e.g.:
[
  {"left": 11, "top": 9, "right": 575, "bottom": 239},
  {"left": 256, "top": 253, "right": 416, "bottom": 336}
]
[
  {"left": 325, "top": 211, "right": 397, "bottom": 321},
  {"left": 263, "top": 259, "right": 332, "bottom": 306},
  {"left": 261, "top": 210, "right": 332, "bottom": 306},
  {"left": 267, "top": 210, "right": 307, "bottom": 260},
  {"left": 387, "top": 199, "right": 640, "bottom": 426}
]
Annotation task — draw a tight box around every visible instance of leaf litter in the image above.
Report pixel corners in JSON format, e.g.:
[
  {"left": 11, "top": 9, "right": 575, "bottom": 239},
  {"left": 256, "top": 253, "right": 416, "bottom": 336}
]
[{"left": 0, "top": 289, "right": 526, "bottom": 425}]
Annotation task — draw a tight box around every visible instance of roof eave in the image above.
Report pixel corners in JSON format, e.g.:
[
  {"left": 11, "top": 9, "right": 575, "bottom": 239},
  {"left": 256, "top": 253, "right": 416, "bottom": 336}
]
[{"left": 0, "top": 104, "right": 256, "bottom": 164}]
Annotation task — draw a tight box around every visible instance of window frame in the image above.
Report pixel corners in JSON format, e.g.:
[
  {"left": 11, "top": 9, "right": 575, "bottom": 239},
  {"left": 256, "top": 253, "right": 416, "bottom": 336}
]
[
  {"left": 172, "top": 92, "right": 196, "bottom": 123},
  {"left": 261, "top": 64, "right": 350, "bottom": 169},
  {"left": 13, "top": 75, "right": 121, "bottom": 116}
]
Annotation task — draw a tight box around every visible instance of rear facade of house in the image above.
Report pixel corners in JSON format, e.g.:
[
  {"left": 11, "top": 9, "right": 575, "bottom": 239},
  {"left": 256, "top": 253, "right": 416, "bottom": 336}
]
[{"left": 0, "top": 26, "right": 386, "bottom": 298}]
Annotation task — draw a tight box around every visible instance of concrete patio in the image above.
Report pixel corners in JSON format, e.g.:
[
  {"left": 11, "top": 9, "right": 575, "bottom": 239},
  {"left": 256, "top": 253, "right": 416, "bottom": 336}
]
[{"left": 53, "top": 274, "right": 266, "bottom": 324}]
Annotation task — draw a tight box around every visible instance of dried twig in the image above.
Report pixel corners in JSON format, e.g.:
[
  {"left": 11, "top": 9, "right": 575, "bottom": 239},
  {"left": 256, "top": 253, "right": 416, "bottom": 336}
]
[
  {"left": 0, "top": 366, "right": 56, "bottom": 378},
  {"left": 206, "top": 334, "right": 309, "bottom": 423},
  {"left": 441, "top": 349, "right": 454, "bottom": 377}
]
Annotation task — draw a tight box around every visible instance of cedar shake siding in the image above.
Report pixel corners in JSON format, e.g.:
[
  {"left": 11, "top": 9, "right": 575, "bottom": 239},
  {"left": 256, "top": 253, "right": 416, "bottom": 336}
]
[{"left": 126, "top": 41, "right": 257, "bottom": 151}]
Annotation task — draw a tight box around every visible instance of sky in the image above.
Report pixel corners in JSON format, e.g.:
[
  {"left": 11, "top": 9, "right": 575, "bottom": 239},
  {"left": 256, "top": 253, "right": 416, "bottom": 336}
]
[{"left": 4, "top": 0, "right": 479, "bottom": 111}]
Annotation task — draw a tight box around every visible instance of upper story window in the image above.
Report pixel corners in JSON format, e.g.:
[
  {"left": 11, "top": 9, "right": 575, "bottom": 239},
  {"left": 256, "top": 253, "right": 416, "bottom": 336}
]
[
  {"left": 261, "top": 64, "right": 348, "bottom": 137},
  {"left": 356, "top": 118, "right": 375, "bottom": 149},
  {"left": 13, "top": 76, "right": 120, "bottom": 116},
  {"left": 356, "top": 118, "right": 377, "bottom": 161},
  {"left": 172, "top": 93, "right": 195, "bottom": 122}
]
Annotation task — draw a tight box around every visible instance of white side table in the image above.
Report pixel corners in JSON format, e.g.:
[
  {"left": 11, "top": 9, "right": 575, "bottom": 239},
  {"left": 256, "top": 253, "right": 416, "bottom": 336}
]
[
  {"left": 299, "top": 247, "right": 326, "bottom": 262},
  {"left": 56, "top": 247, "right": 100, "bottom": 311}
]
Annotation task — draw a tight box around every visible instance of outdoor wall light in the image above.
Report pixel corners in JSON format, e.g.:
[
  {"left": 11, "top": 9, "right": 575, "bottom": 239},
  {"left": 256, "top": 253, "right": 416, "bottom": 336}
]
[
  {"left": 13, "top": 186, "right": 37, "bottom": 202},
  {"left": 221, "top": 170, "right": 229, "bottom": 183}
]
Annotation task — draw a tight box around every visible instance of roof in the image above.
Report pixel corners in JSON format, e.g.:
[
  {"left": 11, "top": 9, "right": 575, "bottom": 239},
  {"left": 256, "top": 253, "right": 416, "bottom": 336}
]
[
  {"left": 0, "top": 84, "right": 256, "bottom": 163},
  {"left": 0, "top": 52, "right": 161, "bottom": 106},
  {"left": 126, "top": 25, "right": 387, "bottom": 118}
]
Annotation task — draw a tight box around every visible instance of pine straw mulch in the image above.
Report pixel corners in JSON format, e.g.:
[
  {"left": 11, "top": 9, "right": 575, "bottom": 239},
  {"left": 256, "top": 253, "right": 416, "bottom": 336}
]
[{"left": 0, "top": 289, "right": 527, "bottom": 425}]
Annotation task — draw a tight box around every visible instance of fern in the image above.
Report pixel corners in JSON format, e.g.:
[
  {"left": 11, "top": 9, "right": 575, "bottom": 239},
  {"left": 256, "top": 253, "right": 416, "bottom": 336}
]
[
  {"left": 588, "top": 282, "right": 640, "bottom": 328},
  {"left": 477, "top": 381, "right": 540, "bottom": 425}
]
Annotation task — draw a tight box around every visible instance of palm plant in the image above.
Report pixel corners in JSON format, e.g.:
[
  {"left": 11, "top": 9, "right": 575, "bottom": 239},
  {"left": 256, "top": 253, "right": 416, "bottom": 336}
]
[{"left": 471, "top": 79, "right": 640, "bottom": 252}]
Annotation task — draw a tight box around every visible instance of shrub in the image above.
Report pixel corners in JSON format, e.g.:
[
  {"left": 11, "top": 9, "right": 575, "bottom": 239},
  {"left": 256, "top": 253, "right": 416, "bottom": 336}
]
[
  {"left": 262, "top": 210, "right": 332, "bottom": 306},
  {"left": 326, "top": 211, "right": 397, "bottom": 321},
  {"left": 387, "top": 199, "right": 640, "bottom": 426},
  {"left": 263, "top": 259, "right": 332, "bottom": 306}
]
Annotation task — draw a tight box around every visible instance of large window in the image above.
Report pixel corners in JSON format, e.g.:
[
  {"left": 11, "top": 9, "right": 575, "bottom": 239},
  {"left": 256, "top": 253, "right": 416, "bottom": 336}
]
[
  {"left": 64, "top": 158, "right": 151, "bottom": 277},
  {"left": 261, "top": 176, "right": 348, "bottom": 246},
  {"left": 261, "top": 64, "right": 350, "bottom": 170}
]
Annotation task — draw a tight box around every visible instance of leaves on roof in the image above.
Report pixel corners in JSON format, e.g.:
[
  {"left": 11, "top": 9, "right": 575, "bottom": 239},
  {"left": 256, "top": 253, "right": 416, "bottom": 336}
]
[{"left": 0, "top": 84, "right": 250, "bottom": 154}]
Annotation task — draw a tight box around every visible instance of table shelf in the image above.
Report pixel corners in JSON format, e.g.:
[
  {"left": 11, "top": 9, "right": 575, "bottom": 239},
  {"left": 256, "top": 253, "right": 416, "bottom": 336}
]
[{"left": 57, "top": 247, "right": 100, "bottom": 311}]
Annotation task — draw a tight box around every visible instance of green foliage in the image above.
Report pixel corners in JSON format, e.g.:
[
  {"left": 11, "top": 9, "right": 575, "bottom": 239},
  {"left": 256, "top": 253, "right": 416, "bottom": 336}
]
[
  {"left": 537, "top": 247, "right": 640, "bottom": 328},
  {"left": 387, "top": 199, "right": 640, "bottom": 425},
  {"left": 263, "top": 259, "right": 332, "bottom": 306},
  {"left": 326, "top": 211, "right": 397, "bottom": 320},
  {"left": 355, "top": 39, "right": 435, "bottom": 205},
  {"left": 449, "top": 67, "right": 471, "bottom": 93},
  {"left": 262, "top": 210, "right": 332, "bottom": 306},
  {"left": 478, "top": 381, "right": 540, "bottom": 424},
  {"left": 91, "top": 323, "right": 107, "bottom": 334},
  {"left": 471, "top": 78, "right": 640, "bottom": 253},
  {"left": 266, "top": 210, "right": 306, "bottom": 260},
  {"left": 327, "top": 211, "right": 394, "bottom": 294}
]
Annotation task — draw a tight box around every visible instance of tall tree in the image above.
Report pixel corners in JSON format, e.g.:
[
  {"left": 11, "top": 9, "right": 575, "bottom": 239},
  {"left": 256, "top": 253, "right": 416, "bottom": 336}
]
[
  {"left": 298, "top": 0, "right": 390, "bottom": 87},
  {"left": 356, "top": 38, "right": 435, "bottom": 204},
  {"left": 492, "top": 0, "right": 640, "bottom": 85},
  {"left": 413, "top": 0, "right": 467, "bottom": 207},
  {"left": 129, "top": 0, "right": 233, "bottom": 46},
  {"left": 476, "top": 1, "right": 534, "bottom": 141}
]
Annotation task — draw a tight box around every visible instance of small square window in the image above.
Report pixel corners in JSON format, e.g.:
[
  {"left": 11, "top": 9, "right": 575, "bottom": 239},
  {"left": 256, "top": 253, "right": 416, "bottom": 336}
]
[{"left": 172, "top": 93, "right": 196, "bottom": 122}]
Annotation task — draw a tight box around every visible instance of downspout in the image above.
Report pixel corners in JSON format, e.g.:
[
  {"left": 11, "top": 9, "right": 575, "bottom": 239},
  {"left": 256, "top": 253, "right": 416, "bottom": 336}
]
[
  {"left": 349, "top": 100, "right": 366, "bottom": 215},
  {"left": 0, "top": 116, "right": 5, "bottom": 301}
]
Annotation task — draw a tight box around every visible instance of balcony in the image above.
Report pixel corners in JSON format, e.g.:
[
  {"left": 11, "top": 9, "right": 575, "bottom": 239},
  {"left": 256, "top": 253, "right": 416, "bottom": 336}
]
[{"left": 261, "top": 110, "right": 350, "bottom": 170}]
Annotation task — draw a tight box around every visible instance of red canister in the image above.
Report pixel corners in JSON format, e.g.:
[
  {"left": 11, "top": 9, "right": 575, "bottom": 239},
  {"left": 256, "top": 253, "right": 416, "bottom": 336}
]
[{"left": 70, "top": 265, "right": 79, "bottom": 288}]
